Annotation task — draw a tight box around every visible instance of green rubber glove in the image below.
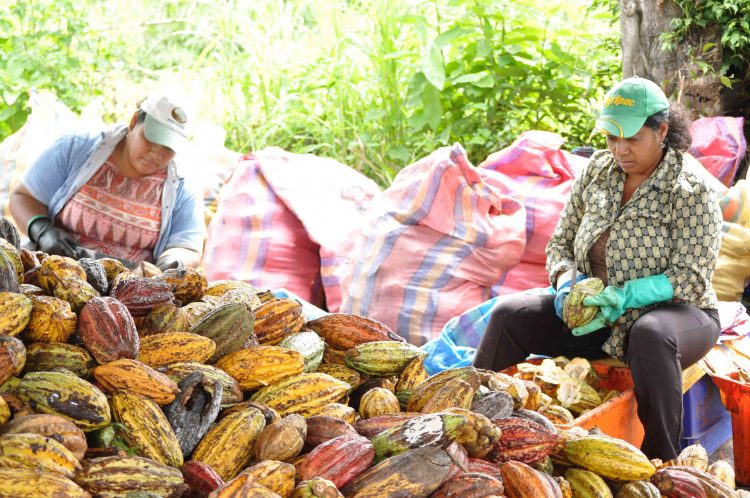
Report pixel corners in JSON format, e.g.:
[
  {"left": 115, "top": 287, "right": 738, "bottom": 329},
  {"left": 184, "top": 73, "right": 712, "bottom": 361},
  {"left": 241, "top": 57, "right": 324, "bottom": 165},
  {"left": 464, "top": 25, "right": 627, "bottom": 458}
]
[
  {"left": 571, "top": 311, "right": 607, "bottom": 336},
  {"left": 583, "top": 274, "right": 674, "bottom": 323}
]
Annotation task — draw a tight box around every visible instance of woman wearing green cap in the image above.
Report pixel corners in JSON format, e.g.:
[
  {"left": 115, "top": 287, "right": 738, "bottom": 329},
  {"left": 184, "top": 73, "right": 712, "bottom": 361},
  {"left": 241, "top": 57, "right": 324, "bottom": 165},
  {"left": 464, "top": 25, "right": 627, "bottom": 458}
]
[
  {"left": 474, "top": 77, "right": 722, "bottom": 460},
  {"left": 9, "top": 94, "right": 205, "bottom": 271}
]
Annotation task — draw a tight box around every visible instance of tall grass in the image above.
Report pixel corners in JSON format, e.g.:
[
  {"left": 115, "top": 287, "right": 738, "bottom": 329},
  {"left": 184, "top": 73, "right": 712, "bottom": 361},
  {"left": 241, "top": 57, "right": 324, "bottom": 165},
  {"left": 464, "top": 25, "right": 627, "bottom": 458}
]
[{"left": 1, "top": 0, "right": 620, "bottom": 185}]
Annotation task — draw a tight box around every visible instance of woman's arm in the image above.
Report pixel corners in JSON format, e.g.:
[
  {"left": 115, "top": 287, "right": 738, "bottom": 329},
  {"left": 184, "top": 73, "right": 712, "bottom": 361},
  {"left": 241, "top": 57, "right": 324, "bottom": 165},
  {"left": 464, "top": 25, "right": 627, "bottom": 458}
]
[{"left": 9, "top": 184, "right": 48, "bottom": 235}]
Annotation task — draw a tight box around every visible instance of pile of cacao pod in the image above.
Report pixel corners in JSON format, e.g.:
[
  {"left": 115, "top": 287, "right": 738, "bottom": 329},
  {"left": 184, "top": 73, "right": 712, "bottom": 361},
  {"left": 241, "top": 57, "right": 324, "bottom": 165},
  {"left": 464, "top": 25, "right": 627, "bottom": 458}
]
[{"left": 0, "top": 219, "right": 742, "bottom": 497}]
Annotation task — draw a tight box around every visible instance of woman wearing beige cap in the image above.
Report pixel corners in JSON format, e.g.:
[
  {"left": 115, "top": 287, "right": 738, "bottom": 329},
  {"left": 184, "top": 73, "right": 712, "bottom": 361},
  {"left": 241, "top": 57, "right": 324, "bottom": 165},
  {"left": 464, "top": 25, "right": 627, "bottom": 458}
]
[
  {"left": 473, "top": 77, "right": 722, "bottom": 460},
  {"left": 9, "top": 94, "right": 205, "bottom": 270}
]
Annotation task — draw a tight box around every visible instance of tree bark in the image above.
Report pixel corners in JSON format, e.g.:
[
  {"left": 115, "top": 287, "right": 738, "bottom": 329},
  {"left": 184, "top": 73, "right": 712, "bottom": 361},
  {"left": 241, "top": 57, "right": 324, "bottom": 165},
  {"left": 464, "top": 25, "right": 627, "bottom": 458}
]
[{"left": 619, "top": 0, "right": 724, "bottom": 116}]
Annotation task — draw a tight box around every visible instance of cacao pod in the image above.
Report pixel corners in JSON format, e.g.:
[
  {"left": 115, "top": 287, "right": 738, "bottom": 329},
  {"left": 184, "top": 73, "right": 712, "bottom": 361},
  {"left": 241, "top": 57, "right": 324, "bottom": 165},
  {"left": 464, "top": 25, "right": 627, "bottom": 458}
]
[
  {"left": 156, "top": 267, "right": 207, "bottom": 304},
  {"left": 110, "top": 276, "right": 174, "bottom": 316},
  {"left": 19, "top": 370, "right": 111, "bottom": 430},
  {"left": 192, "top": 407, "right": 266, "bottom": 481},
  {"left": 487, "top": 416, "right": 560, "bottom": 466},
  {"left": 74, "top": 455, "right": 189, "bottom": 497},
  {"left": 0, "top": 292, "right": 32, "bottom": 337},
  {"left": 215, "top": 345, "right": 305, "bottom": 390},
  {"left": 93, "top": 359, "right": 179, "bottom": 404},
  {"left": 305, "top": 415, "right": 359, "bottom": 448},
  {"left": 251, "top": 373, "right": 350, "bottom": 417},
  {"left": 0, "top": 466, "right": 90, "bottom": 497},
  {"left": 299, "top": 434, "right": 375, "bottom": 489},
  {"left": 254, "top": 414, "right": 307, "bottom": 462},
  {"left": 23, "top": 295, "right": 77, "bottom": 343},
  {"left": 23, "top": 341, "right": 96, "bottom": 378},
  {"left": 160, "top": 361, "right": 243, "bottom": 404},
  {"left": 190, "top": 302, "right": 257, "bottom": 362},
  {"left": 562, "top": 277, "right": 605, "bottom": 328},
  {"left": 79, "top": 296, "right": 140, "bottom": 364},
  {"left": 306, "top": 313, "right": 404, "bottom": 351},
  {"left": 137, "top": 332, "right": 216, "bottom": 367},
  {"left": 253, "top": 298, "right": 305, "bottom": 345},
  {"left": 111, "top": 390, "right": 183, "bottom": 467},
  {"left": 1, "top": 413, "right": 87, "bottom": 461}
]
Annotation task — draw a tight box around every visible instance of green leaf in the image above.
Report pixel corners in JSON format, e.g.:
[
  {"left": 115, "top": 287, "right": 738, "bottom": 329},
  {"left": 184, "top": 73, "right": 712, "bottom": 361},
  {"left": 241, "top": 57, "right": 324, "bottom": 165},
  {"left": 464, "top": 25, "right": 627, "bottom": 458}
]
[
  {"left": 422, "top": 42, "right": 445, "bottom": 91},
  {"left": 702, "top": 42, "right": 716, "bottom": 53},
  {"left": 2, "top": 90, "right": 19, "bottom": 105},
  {"left": 422, "top": 84, "right": 443, "bottom": 131},
  {"left": 720, "top": 75, "right": 733, "bottom": 88}
]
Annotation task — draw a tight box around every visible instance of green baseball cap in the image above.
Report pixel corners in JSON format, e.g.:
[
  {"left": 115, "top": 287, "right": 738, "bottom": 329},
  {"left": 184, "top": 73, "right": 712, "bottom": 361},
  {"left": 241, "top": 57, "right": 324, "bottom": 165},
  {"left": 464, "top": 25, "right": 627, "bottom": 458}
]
[{"left": 594, "top": 77, "right": 669, "bottom": 138}]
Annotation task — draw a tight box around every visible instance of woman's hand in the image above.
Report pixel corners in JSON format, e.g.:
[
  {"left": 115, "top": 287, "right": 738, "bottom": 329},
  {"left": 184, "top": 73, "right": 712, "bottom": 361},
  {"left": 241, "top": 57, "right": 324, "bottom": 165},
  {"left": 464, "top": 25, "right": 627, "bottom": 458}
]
[
  {"left": 27, "top": 217, "right": 80, "bottom": 258},
  {"left": 553, "top": 270, "right": 588, "bottom": 320},
  {"left": 583, "top": 274, "right": 674, "bottom": 322}
]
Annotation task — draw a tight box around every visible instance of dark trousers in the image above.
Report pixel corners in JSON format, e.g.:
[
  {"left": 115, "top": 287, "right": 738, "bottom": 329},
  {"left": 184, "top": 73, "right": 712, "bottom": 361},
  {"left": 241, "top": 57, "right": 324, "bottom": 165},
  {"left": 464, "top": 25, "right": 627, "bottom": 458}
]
[{"left": 472, "top": 293, "right": 720, "bottom": 460}]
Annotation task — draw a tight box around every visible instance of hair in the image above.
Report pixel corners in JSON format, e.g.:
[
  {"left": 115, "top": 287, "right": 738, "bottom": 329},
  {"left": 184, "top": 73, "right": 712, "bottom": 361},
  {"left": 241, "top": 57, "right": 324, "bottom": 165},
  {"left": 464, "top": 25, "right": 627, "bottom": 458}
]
[
  {"left": 643, "top": 102, "right": 692, "bottom": 152},
  {"left": 135, "top": 110, "right": 147, "bottom": 124}
]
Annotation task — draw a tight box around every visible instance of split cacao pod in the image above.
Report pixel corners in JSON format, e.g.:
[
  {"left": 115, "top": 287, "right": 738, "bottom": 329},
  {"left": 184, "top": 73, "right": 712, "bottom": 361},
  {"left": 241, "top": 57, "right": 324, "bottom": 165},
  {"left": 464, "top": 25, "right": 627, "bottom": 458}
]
[
  {"left": 159, "top": 361, "right": 243, "bottom": 404},
  {"left": 562, "top": 277, "right": 605, "bottom": 328},
  {"left": 291, "top": 477, "right": 343, "bottom": 498}
]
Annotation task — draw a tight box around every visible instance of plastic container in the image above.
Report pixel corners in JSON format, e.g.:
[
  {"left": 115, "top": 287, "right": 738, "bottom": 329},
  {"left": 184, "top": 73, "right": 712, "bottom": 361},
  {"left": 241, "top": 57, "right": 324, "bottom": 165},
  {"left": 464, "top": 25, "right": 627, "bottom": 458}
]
[
  {"left": 679, "top": 375, "right": 732, "bottom": 453},
  {"left": 711, "top": 373, "right": 750, "bottom": 486},
  {"left": 556, "top": 362, "right": 645, "bottom": 447}
]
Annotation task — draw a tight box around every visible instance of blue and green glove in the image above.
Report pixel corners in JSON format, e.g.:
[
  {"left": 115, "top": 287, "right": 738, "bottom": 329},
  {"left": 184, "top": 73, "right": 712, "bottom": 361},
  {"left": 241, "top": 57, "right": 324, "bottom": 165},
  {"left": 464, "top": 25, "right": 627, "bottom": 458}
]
[{"left": 582, "top": 274, "right": 674, "bottom": 323}]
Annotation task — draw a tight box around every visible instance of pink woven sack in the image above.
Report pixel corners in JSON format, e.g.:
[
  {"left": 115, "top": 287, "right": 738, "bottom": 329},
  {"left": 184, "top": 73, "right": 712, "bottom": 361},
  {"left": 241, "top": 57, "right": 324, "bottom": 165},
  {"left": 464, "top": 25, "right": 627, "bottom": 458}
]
[{"left": 339, "top": 144, "right": 526, "bottom": 346}]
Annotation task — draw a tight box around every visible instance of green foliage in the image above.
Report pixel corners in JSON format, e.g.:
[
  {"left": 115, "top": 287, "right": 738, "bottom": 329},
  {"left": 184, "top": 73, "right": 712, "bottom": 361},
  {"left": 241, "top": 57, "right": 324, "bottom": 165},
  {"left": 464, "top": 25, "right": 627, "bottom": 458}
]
[
  {"left": 0, "top": 0, "right": 619, "bottom": 185},
  {"left": 665, "top": 0, "right": 750, "bottom": 84}
]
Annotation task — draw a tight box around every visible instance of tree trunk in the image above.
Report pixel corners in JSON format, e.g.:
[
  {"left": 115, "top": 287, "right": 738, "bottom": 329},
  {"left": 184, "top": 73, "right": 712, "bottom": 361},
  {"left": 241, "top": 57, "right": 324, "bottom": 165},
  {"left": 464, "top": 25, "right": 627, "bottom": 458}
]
[{"left": 619, "top": 0, "right": 725, "bottom": 116}]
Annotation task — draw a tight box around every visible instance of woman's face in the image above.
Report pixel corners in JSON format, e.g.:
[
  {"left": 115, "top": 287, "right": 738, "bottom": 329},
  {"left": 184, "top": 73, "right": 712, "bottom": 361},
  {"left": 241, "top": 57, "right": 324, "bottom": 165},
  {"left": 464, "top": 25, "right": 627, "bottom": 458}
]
[
  {"left": 605, "top": 122, "right": 668, "bottom": 177},
  {"left": 123, "top": 121, "right": 176, "bottom": 177}
]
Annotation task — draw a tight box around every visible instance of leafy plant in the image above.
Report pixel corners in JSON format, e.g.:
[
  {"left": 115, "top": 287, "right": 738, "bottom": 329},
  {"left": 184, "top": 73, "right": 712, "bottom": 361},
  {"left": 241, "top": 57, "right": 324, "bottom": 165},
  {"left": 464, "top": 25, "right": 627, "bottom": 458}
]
[
  {"left": 0, "top": 0, "right": 620, "bottom": 185},
  {"left": 663, "top": 0, "right": 750, "bottom": 85}
]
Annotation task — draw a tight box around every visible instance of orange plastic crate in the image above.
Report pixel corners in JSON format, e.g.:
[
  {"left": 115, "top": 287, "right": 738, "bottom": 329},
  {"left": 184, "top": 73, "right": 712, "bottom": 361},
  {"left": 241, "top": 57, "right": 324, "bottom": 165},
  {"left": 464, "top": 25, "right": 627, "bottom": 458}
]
[
  {"left": 711, "top": 372, "right": 750, "bottom": 485},
  {"left": 556, "top": 363, "right": 644, "bottom": 447},
  {"left": 502, "top": 360, "right": 645, "bottom": 447}
]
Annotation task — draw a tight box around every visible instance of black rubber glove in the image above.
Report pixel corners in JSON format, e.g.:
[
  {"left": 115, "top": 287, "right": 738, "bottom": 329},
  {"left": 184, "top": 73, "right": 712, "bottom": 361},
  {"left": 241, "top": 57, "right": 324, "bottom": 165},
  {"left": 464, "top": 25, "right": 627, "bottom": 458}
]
[
  {"left": 156, "top": 254, "right": 184, "bottom": 271},
  {"left": 28, "top": 217, "right": 79, "bottom": 258}
]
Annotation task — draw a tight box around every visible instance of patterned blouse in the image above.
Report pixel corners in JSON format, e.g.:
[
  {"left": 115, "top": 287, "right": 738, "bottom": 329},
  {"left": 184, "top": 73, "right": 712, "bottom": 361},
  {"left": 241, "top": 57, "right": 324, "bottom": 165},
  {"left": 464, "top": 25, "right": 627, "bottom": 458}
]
[
  {"left": 546, "top": 147, "right": 722, "bottom": 360},
  {"left": 56, "top": 155, "right": 167, "bottom": 262}
]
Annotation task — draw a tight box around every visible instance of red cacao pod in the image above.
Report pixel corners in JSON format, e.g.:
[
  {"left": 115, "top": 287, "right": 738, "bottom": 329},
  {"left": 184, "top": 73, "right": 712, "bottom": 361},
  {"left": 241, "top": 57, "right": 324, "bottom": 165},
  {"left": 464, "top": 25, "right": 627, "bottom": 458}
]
[
  {"left": 299, "top": 433, "right": 374, "bottom": 489},
  {"left": 78, "top": 296, "right": 139, "bottom": 364},
  {"left": 488, "top": 416, "right": 560, "bottom": 466},
  {"left": 110, "top": 276, "right": 173, "bottom": 316}
]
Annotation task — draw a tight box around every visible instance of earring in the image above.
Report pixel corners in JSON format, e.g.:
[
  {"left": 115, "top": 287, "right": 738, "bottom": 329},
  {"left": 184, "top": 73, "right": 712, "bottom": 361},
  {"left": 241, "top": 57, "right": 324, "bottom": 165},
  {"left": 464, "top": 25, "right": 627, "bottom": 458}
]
[{"left": 660, "top": 141, "right": 666, "bottom": 149}]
